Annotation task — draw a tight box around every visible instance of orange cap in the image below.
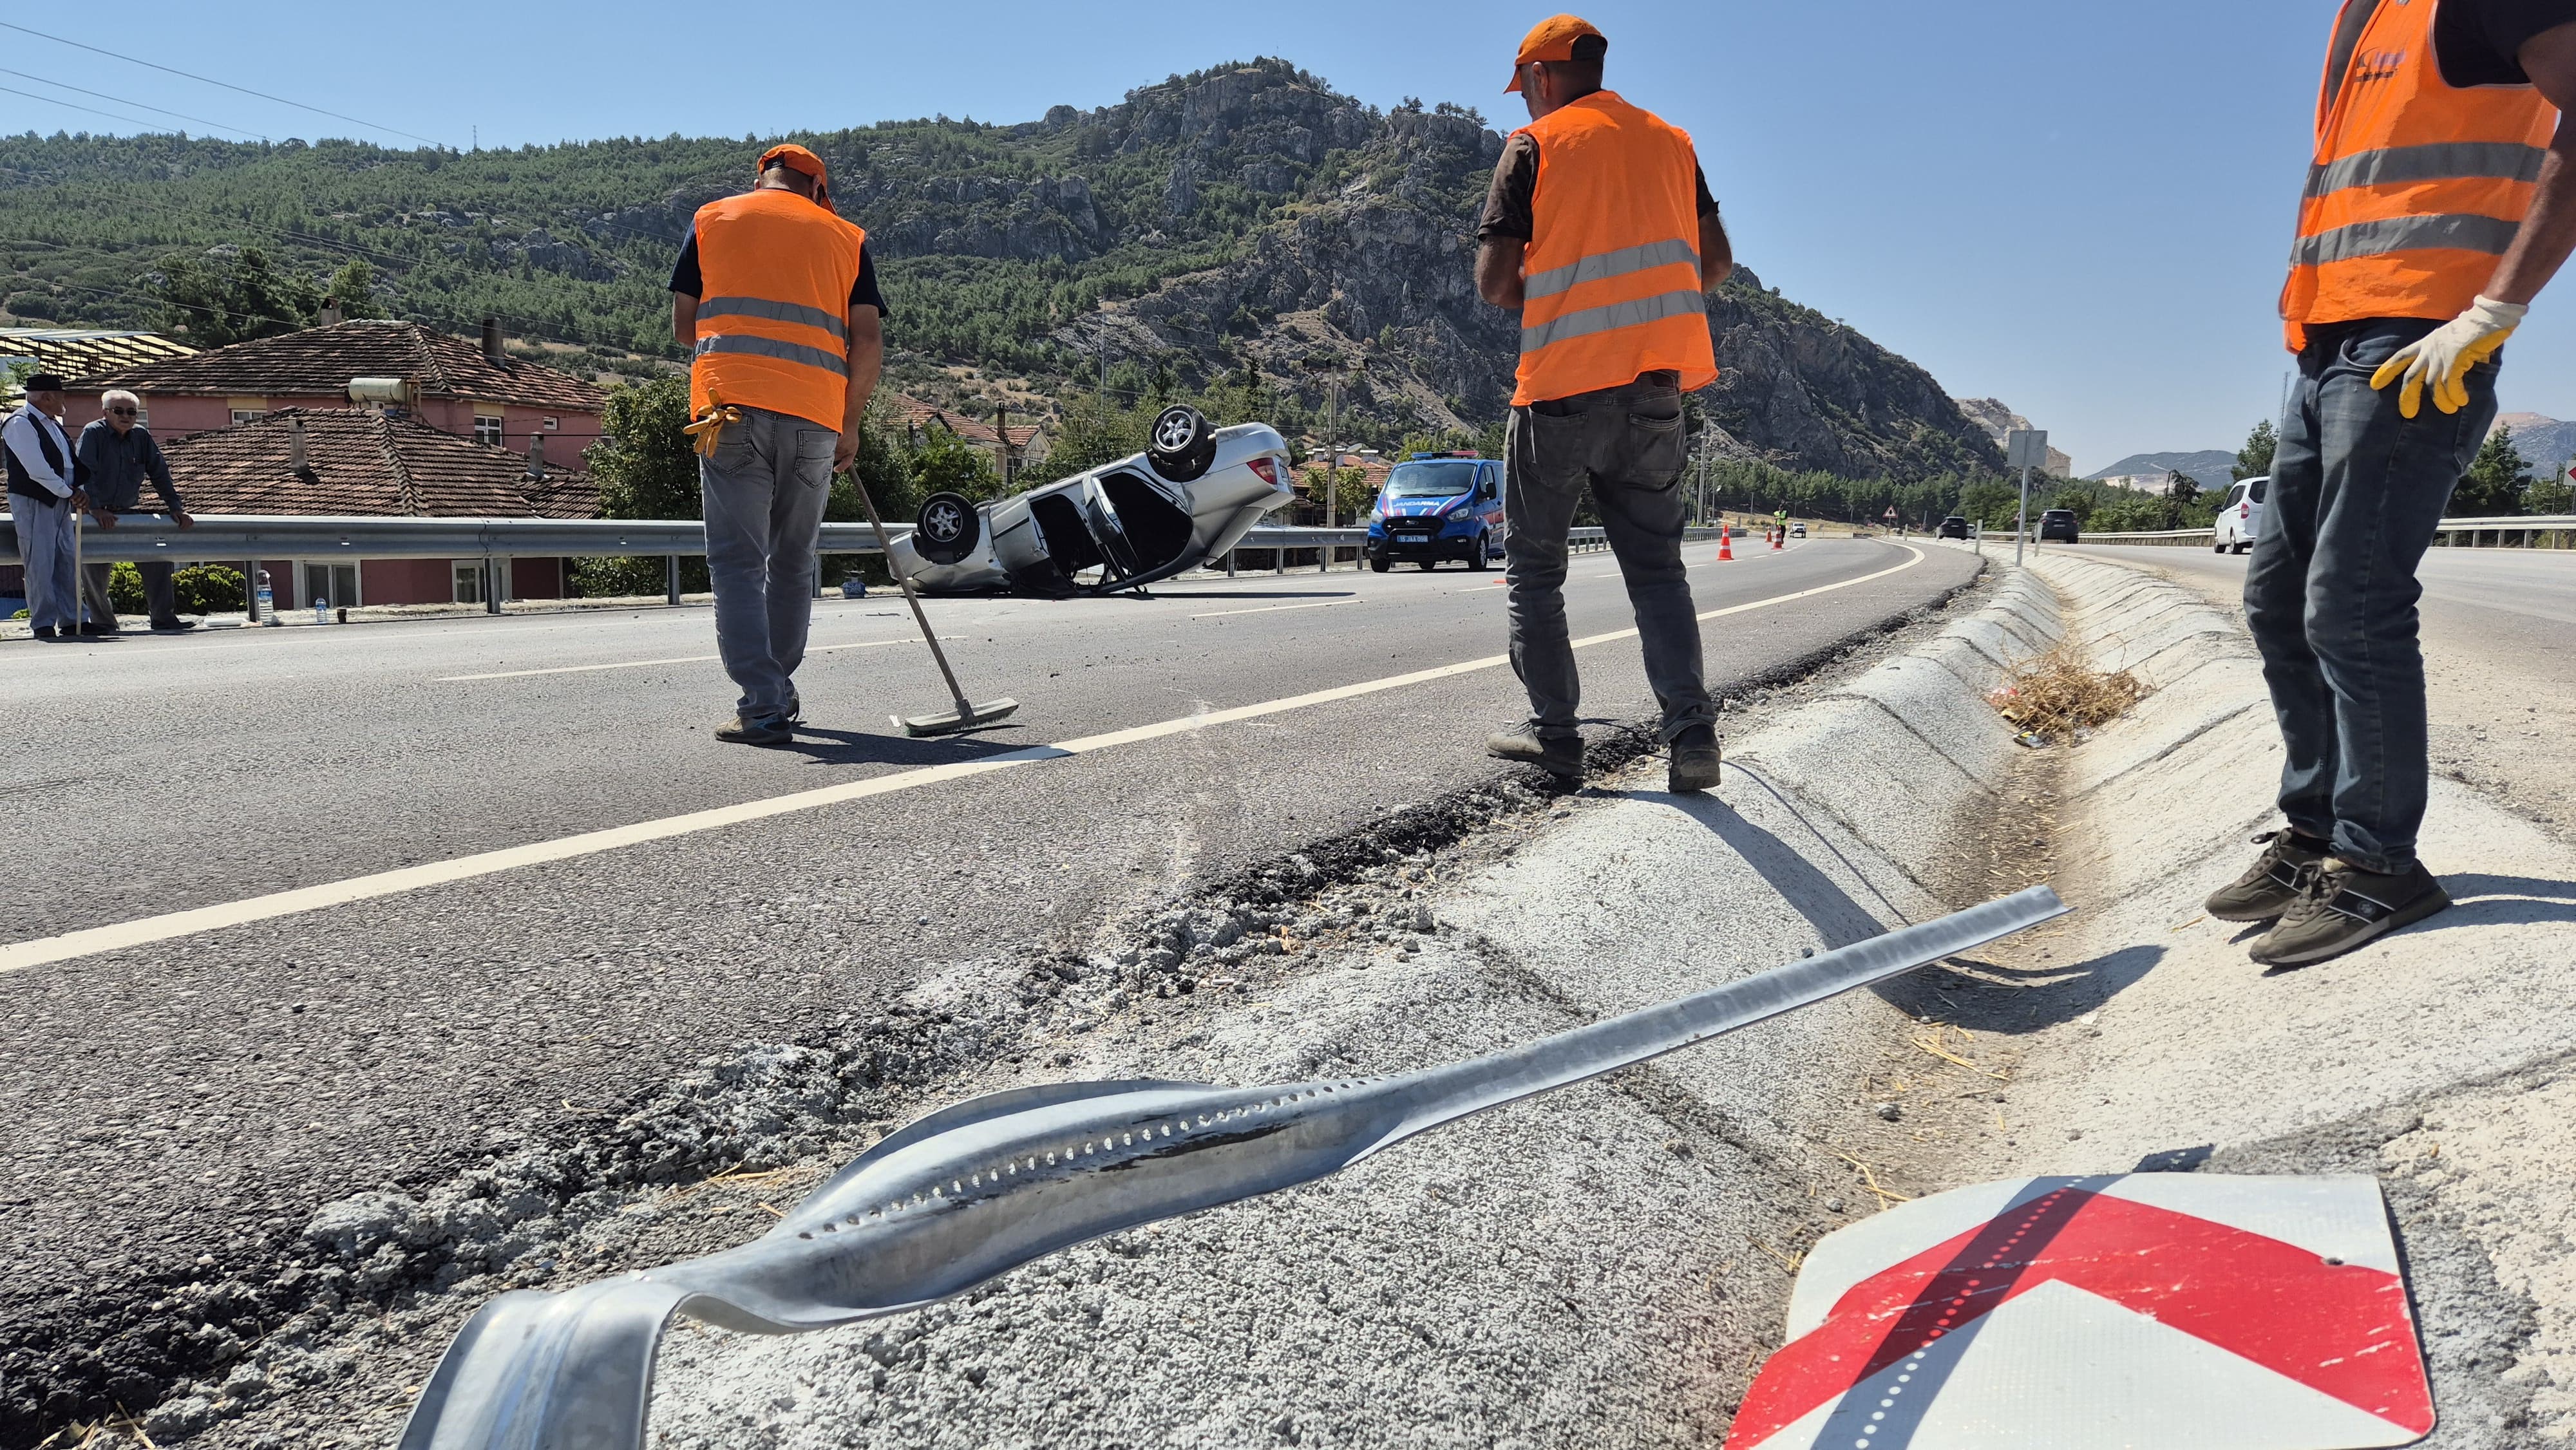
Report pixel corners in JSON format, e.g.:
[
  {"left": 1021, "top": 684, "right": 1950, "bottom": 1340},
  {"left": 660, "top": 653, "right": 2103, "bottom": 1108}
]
[
  {"left": 757, "top": 142, "right": 828, "bottom": 187},
  {"left": 1505, "top": 14, "right": 1605, "bottom": 92}
]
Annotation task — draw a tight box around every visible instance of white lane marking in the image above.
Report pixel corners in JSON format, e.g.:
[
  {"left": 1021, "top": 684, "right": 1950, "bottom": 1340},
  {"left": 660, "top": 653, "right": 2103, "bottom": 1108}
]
[
  {"left": 1189, "top": 599, "right": 1358, "bottom": 619},
  {"left": 437, "top": 638, "right": 913, "bottom": 682},
  {"left": 1594, "top": 547, "right": 1794, "bottom": 579},
  {"left": 0, "top": 546, "right": 1924, "bottom": 976}
]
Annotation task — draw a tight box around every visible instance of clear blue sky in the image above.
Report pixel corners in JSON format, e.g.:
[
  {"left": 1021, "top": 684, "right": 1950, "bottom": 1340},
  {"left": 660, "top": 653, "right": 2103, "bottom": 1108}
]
[{"left": 10, "top": 1, "right": 2573, "bottom": 473}]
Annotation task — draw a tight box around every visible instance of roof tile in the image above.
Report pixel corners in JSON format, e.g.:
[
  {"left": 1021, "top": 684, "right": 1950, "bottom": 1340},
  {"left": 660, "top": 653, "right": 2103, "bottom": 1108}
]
[
  {"left": 162, "top": 408, "right": 598, "bottom": 519},
  {"left": 69, "top": 320, "right": 603, "bottom": 412}
]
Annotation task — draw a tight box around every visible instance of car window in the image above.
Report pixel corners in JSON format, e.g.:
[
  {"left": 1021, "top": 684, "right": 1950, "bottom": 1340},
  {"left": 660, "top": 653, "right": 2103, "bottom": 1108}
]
[{"left": 2249, "top": 478, "right": 2268, "bottom": 504}]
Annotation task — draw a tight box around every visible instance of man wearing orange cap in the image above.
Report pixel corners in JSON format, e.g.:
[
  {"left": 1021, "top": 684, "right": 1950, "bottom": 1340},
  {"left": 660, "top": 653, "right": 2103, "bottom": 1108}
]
[
  {"left": 671, "top": 143, "right": 886, "bottom": 744},
  {"left": 1476, "top": 15, "right": 1733, "bottom": 793}
]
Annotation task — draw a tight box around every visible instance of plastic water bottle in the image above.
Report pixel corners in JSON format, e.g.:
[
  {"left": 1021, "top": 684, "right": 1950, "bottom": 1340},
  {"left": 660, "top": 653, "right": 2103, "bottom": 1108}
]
[
  {"left": 254, "top": 574, "right": 276, "bottom": 626},
  {"left": 315, "top": 597, "right": 329, "bottom": 625}
]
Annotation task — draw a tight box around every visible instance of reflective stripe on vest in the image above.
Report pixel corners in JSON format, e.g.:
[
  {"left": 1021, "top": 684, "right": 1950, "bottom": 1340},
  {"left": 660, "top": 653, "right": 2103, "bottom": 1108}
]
[
  {"left": 1511, "top": 91, "right": 1718, "bottom": 407},
  {"left": 687, "top": 188, "right": 867, "bottom": 429},
  {"left": 2280, "top": 0, "right": 2558, "bottom": 351}
]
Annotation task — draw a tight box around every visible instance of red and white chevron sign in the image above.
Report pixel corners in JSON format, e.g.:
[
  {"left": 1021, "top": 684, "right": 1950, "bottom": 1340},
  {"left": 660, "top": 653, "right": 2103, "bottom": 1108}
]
[{"left": 1730, "top": 1174, "right": 2432, "bottom": 1449}]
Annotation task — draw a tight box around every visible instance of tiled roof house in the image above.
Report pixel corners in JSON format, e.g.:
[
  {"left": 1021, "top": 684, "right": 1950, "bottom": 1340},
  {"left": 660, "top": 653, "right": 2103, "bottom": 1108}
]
[
  {"left": 156, "top": 408, "right": 601, "bottom": 610},
  {"left": 64, "top": 319, "right": 605, "bottom": 461}
]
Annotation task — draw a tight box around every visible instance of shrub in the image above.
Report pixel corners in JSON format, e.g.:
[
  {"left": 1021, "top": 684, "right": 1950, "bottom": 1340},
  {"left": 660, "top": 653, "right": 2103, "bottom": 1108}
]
[
  {"left": 108, "top": 561, "right": 146, "bottom": 612},
  {"left": 172, "top": 563, "right": 245, "bottom": 613},
  {"left": 569, "top": 556, "right": 706, "bottom": 598}
]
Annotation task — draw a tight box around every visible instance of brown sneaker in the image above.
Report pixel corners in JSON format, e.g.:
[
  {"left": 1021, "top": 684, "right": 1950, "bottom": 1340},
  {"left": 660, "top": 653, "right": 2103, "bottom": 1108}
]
[
  {"left": 2204, "top": 829, "right": 2330, "bottom": 923},
  {"left": 1667, "top": 724, "right": 1721, "bottom": 793},
  {"left": 1488, "top": 729, "right": 1582, "bottom": 780},
  {"left": 2248, "top": 858, "right": 2450, "bottom": 969},
  {"left": 715, "top": 713, "right": 793, "bottom": 746}
]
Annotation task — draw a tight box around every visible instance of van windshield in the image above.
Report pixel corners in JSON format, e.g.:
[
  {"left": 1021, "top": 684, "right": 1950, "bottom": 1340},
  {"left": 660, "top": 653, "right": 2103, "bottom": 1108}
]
[{"left": 1387, "top": 461, "right": 1479, "bottom": 497}]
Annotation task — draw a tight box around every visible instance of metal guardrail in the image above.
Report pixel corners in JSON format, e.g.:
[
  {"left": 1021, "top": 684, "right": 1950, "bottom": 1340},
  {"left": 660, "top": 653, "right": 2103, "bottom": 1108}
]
[
  {"left": 1219, "top": 524, "right": 1730, "bottom": 575},
  {"left": 2072, "top": 514, "right": 2576, "bottom": 549},
  {"left": 0, "top": 513, "right": 900, "bottom": 563}
]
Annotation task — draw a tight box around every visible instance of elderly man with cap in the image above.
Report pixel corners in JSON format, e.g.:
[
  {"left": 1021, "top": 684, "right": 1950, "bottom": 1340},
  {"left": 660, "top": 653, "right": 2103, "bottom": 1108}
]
[
  {"left": 1475, "top": 14, "right": 1734, "bottom": 794},
  {"left": 670, "top": 142, "right": 887, "bottom": 744},
  {"left": 77, "top": 388, "right": 197, "bottom": 633},
  {"left": 5, "top": 372, "right": 92, "bottom": 641}
]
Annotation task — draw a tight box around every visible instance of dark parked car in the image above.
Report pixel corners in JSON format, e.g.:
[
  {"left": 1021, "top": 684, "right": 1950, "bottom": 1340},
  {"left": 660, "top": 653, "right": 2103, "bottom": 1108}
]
[
  {"left": 2039, "top": 508, "right": 2081, "bottom": 543},
  {"left": 1937, "top": 515, "right": 1971, "bottom": 540}
]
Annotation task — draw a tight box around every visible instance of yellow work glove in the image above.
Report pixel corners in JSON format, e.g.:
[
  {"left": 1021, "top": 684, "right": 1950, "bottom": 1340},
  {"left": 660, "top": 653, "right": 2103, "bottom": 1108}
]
[
  {"left": 682, "top": 403, "right": 744, "bottom": 458},
  {"left": 2369, "top": 296, "right": 2524, "bottom": 419}
]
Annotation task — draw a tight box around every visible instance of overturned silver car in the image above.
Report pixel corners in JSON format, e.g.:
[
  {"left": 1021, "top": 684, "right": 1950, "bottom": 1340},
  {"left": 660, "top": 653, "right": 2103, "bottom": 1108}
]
[{"left": 887, "top": 405, "right": 1294, "bottom": 595}]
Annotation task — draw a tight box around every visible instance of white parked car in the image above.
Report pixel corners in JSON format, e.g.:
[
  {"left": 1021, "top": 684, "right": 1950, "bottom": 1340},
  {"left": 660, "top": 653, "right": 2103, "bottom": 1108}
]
[
  {"left": 889, "top": 406, "right": 1293, "bottom": 595},
  {"left": 2213, "top": 476, "right": 2267, "bottom": 554}
]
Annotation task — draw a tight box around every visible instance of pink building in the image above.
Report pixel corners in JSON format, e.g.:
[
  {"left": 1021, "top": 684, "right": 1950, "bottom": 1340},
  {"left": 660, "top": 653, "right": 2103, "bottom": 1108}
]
[{"left": 65, "top": 318, "right": 605, "bottom": 462}]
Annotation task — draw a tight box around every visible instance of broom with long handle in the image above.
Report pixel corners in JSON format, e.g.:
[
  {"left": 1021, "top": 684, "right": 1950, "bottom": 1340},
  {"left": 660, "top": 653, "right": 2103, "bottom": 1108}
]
[{"left": 844, "top": 471, "right": 1016, "bottom": 737}]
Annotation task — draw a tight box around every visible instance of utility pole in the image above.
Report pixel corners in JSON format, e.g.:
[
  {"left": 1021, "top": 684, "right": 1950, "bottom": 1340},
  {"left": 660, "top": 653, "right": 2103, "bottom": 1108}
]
[{"left": 1324, "top": 379, "right": 1340, "bottom": 532}]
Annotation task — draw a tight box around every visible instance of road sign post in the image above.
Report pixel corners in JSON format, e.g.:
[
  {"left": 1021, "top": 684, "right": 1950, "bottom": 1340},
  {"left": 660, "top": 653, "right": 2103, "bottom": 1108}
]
[{"left": 2005, "top": 429, "right": 2048, "bottom": 565}]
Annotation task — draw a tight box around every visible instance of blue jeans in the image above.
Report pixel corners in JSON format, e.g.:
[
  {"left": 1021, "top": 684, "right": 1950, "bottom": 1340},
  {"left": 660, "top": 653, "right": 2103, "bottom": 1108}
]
[
  {"left": 700, "top": 406, "right": 837, "bottom": 721},
  {"left": 1504, "top": 377, "right": 1714, "bottom": 743},
  {"left": 2244, "top": 317, "right": 2496, "bottom": 873}
]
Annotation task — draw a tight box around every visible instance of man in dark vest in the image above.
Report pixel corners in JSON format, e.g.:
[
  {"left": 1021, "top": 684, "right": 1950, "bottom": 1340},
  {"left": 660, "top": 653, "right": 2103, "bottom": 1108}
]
[{"left": 5, "top": 373, "right": 91, "bottom": 640}]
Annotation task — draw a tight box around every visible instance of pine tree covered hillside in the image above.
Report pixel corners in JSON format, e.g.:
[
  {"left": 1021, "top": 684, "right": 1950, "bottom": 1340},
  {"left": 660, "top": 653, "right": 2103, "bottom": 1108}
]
[{"left": 0, "top": 59, "right": 1999, "bottom": 479}]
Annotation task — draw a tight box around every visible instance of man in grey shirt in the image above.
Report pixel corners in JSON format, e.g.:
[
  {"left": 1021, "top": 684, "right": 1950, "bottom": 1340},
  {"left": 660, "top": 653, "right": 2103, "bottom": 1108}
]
[{"left": 78, "top": 388, "right": 198, "bottom": 632}]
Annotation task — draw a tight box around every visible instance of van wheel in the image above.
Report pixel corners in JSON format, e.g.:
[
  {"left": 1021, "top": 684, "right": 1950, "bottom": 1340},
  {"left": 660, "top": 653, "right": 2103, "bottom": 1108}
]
[
  {"left": 1468, "top": 531, "right": 1491, "bottom": 570},
  {"left": 1369, "top": 554, "right": 1390, "bottom": 574},
  {"left": 1417, "top": 558, "right": 1437, "bottom": 571},
  {"left": 2212, "top": 538, "right": 2228, "bottom": 554}
]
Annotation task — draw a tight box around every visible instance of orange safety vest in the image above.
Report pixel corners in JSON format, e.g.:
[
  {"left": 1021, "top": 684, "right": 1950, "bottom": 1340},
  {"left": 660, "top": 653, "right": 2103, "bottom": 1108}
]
[
  {"left": 1513, "top": 90, "right": 1719, "bottom": 406},
  {"left": 2280, "top": 0, "right": 2558, "bottom": 352},
  {"left": 688, "top": 188, "right": 869, "bottom": 430}
]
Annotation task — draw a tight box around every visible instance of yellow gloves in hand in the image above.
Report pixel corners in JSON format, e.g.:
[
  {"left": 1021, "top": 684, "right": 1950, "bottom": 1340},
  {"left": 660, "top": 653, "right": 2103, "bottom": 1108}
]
[{"left": 2369, "top": 296, "right": 2525, "bottom": 419}]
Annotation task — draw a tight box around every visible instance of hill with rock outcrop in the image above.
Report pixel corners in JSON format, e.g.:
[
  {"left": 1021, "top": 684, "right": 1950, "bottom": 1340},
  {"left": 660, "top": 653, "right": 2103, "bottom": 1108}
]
[{"left": 0, "top": 59, "right": 1998, "bottom": 478}]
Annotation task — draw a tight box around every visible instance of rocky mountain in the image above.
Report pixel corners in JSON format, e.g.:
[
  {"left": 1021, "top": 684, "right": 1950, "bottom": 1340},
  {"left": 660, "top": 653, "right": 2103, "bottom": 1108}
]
[
  {"left": 2492, "top": 412, "right": 2576, "bottom": 478},
  {"left": 2087, "top": 450, "right": 2239, "bottom": 492},
  {"left": 0, "top": 59, "right": 2000, "bottom": 480}
]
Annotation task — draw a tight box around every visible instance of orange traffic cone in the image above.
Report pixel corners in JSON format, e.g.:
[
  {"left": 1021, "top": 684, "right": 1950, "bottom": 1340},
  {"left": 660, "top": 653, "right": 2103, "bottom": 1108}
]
[
  {"left": 1718, "top": 527, "right": 1734, "bottom": 561},
  {"left": 1771, "top": 527, "right": 1784, "bottom": 551}
]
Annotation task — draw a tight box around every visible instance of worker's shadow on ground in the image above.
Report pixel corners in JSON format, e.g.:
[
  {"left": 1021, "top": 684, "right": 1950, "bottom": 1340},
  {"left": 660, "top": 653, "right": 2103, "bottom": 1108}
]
[
  {"left": 1660, "top": 785, "right": 2161, "bottom": 1034},
  {"left": 2423, "top": 873, "right": 2576, "bottom": 929},
  {"left": 773, "top": 724, "right": 1037, "bottom": 768}
]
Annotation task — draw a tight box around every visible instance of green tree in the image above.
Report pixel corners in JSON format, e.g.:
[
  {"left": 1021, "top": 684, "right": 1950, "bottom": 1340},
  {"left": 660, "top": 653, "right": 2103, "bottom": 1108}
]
[
  {"left": 2233, "top": 419, "right": 2277, "bottom": 482},
  {"left": 2454, "top": 426, "right": 2532, "bottom": 516},
  {"left": 585, "top": 373, "right": 699, "bottom": 520},
  {"left": 153, "top": 247, "right": 319, "bottom": 346},
  {"left": 325, "top": 258, "right": 381, "bottom": 319},
  {"left": 2529, "top": 464, "right": 2573, "bottom": 515},
  {"left": 905, "top": 426, "right": 1003, "bottom": 500}
]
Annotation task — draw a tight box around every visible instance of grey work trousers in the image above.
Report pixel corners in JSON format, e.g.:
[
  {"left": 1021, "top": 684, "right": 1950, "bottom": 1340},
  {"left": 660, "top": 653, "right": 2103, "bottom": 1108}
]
[
  {"left": 81, "top": 558, "right": 178, "bottom": 628},
  {"left": 8, "top": 492, "right": 77, "bottom": 631},
  {"left": 700, "top": 406, "right": 837, "bottom": 722},
  {"left": 1504, "top": 376, "right": 1714, "bottom": 742}
]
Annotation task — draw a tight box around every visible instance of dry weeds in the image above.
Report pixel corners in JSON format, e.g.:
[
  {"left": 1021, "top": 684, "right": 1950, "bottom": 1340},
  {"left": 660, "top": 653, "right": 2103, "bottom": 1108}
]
[{"left": 1989, "top": 641, "right": 2145, "bottom": 738}]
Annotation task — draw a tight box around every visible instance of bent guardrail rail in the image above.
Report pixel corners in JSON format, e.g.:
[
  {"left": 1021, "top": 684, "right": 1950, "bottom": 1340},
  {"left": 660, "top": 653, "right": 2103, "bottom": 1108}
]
[{"left": 395, "top": 885, "right": 2068, "bottom": 1450}]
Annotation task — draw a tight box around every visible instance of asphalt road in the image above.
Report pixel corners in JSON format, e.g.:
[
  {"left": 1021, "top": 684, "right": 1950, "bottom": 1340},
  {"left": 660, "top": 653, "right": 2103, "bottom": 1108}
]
[
  {"left": 2069, "top": 542, "right": 2576, "bottom": 835},
  {"left": 0, "top": 536, "right": 1976, "bottom": 1435}
]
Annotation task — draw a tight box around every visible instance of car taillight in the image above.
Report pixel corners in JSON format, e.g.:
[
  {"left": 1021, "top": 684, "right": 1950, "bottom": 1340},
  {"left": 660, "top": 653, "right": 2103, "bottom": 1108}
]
[
  {"left": 1248, "top": 458, "right": 1278, "bottom": 485},
  {"left": 2240, "top": 503, "right": 2250, "bottom": 519}
]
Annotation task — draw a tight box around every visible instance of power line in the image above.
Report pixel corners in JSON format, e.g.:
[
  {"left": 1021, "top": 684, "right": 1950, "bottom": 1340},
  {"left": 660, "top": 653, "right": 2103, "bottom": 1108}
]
[
  {"left": 0, "top": 82, "right": 169, "bottom": 135},
  {"left": 0, "top": 66, "right": 263, "bottom": 140},
  {"left": 0, "top": 19, "right": 444, "bottom": 148}
]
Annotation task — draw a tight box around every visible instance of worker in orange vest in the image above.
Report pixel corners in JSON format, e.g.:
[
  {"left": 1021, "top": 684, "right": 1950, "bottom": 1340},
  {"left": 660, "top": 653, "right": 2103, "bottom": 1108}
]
[
  {"left": 1475, "top": 14, "right": 1731, "bottom": 793},
  {"left": 670, "top": 142, "right": 886, "bottom": 745},
  {"left": 2213, "top": 4, "right": 2576, "bottom": 966}
]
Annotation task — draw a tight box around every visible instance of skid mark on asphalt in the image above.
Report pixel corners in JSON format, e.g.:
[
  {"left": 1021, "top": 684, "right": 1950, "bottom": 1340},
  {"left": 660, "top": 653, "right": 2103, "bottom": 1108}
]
[
  {"left": 0, "top": 546, "right": 1927, "bottom": 976},
  {"left": 437, "top": 637, "right": 916, "bottom": 681}
]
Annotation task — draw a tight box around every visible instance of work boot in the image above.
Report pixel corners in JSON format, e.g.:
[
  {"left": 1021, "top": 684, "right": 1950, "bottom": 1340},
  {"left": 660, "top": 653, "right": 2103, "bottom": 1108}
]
[
  {"left": 715, "top": 713, "right": 793, "bottom": 746},
  {"left": 32, "top": 625, "right": 57, "bottom": 640},
  {"left": 2248, "top": 858, "right": 2450, "bottom": 969},
  {"left": 1667, "top": 724, "right": 1721, "bottom": 793},
  {"left": 149, "top": 617, "right": 197, "bottom": 632},
  {"left": 1488, "top": 729, "right": 1582, "bottom": 780},
  {"left": 2204, "top": 829, "right": 2330, "bottom": 922}
]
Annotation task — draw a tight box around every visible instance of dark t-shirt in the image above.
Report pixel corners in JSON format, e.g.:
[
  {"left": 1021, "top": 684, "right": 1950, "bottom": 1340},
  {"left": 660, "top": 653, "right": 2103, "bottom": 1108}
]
[
  {"left": 2435, "top": 0, "right": 2576, "bottom": 87},
  {"left": 668, "top": 225, "right": 889, "bottom": 317},
  {"left": 1477, "top": 128, "right": 1721, "bottom": 243}
]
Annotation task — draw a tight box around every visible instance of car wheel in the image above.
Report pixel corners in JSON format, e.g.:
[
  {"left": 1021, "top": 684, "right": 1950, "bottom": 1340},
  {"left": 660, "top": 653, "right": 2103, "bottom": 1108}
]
[
  {"left": 1370, "top": 554, "right": 1391, "bottom": 574},
  {"left": 2212, "top": 536, "right": 2228, "bottom": 554},
  {"left": 2233, "top": 540, "right": 2253, "bottom": 555},
  {"left": 1468, "top": 531, "right": 1491, "bottom": 570},
  {"left": 915, "top": 491, "right": 981, "bottom": 565},
  {"left": 1146, "top": 404, "right": 1217, "bottom": 483},
  {"left": 1417, "top": 558, "right": 1437, "bottom": 571}
]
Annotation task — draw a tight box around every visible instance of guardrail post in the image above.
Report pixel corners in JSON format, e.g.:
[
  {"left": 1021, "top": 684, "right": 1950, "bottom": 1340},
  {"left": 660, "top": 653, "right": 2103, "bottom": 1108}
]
[
  {"left": 666, "top": 554, "right": 681, "bottom": 605},
  {"left": 1318, "top": 542, "right": 1329, "bottom": 574},
  {"left": 485, "top": 556, "right": 503, "bottom": 616},
  {"left": 1226, "top": 548, "right": 1236, "bottom": 578}
]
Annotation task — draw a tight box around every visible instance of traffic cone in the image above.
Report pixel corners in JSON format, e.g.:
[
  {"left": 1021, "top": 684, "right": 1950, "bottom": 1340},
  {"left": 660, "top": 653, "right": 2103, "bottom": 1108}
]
[
  {"left": 1772, "top": 527, "right": 1784, "bottom": 551},
  {"left": 1718, "top": 527, "right": 1734, "bottom": 561}
]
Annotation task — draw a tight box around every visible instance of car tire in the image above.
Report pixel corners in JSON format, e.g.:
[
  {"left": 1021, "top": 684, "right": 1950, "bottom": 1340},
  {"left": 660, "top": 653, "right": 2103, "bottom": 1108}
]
[
  {"left": 915, "top": 491, "right": 981, "bottom": 565},
  {"left": 1468, "top": 531, "right": 1491, "bottom": 570},
  {"left": 1146, "top": 404, "right": 1217, "bottom": 483},
  {"left": 2233, "top": 540, "right": 2253, "bottom": 555},
  {"left": 2212, "top": 536, "right": 2229, "bottom": 554},
  {"left": 1417, "top": 558, "right": 1437, "bottom": 571},
  {"left": 1370, "top": 554, "right": 1391, "bottom": 574}
]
